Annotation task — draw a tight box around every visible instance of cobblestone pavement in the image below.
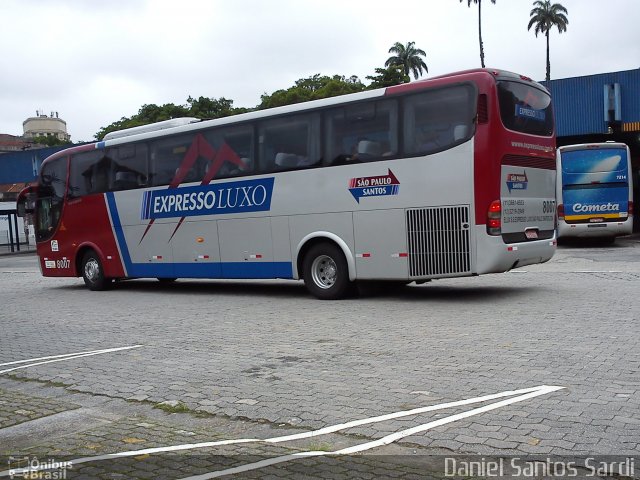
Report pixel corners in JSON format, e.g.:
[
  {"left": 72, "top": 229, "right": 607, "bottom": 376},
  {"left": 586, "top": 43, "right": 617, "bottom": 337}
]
[{"left": 0, "top": 239, "right": 639, "bottom": 478}]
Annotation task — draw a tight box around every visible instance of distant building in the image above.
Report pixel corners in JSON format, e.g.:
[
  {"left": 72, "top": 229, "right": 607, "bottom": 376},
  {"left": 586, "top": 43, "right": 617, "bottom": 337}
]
[
  {"left": 544, "top": 68, "right": 640, "bottom": 153},
  {"left": 23, "top": 111, "right": 70, "bottom": 142},
  {"left": 0, "top": 134, "right": 40, "bottom": 154},
  {"left": 0, "top": 146, "right": 69, "bottom": 200}
]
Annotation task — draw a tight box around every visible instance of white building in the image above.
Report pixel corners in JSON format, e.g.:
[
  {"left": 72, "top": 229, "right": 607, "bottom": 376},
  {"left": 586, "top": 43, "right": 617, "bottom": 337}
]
[{"left": 23, "top": 111, "right": 70, "bottom": 142}]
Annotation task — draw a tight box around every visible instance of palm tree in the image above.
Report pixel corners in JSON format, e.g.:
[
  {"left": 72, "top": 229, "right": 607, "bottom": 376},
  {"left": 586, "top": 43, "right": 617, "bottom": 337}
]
[
  {"left": 384, "top": 42, "right": 428, "bottom": 81},
  {"left": 459, "top": 0, "right": 496, "bottom": 68},
  {"left": 528, "top": 0, "right": 569, "bottom": 83}
]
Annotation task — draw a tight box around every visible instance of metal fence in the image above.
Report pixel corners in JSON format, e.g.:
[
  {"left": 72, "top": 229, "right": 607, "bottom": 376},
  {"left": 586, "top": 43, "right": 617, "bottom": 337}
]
[{"left": 0, "top": 209, "right": 22, "bottom": 252}]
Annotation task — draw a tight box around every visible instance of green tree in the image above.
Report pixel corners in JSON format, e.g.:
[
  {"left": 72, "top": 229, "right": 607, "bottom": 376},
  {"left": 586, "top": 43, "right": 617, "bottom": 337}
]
[
  {"left": 365, "top": 65, "right": 410, "bottom": 89},
  {"left": 459, "top": 0, "right": 496, "bottom": 69},
  {"left": 186, "top": 96, "right": 248, "bottom": 119},
  {"left": 30, "top": 135, "right": 72, "bottom": 147},
  {"left": 384, "top": 41, "right": 428, "bottom": 80},
  {"left": 95, "top": 97, "right": 248, "bottom": 140},
  {"left": 528, "top": 0, "right": 569, "bottom": 83},
  {"left": 258, "top": 74, "right": 365, "bottom": 109}
]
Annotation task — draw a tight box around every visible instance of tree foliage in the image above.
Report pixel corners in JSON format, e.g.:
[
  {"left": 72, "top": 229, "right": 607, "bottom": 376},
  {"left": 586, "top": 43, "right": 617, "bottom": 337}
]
[
  {"left": 94, "top": 41, "right": 429, "bottom": 139},
  {"left": 365, "top": 65, "right": 410, "bottom": 89},
  {"left": 258, "top": 74, "right": 365, "bottom": 109},
  {"left": 94, "top": 97, "right": 248, "bottom": 140},
  {"left": 30, "top": 135, "right": 72, "bottom": 147},
  {"left": 528, "top": 0, "right": 569, "bottom": 83},
  {"left": 384, "top": 41, "right": 428, "bottom": 80}
]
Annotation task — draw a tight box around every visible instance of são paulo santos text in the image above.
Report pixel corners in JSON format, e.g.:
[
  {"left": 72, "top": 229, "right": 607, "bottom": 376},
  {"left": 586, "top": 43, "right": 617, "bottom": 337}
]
[{"left": 153, "top": 185, "right": 268, "bottom": 214}]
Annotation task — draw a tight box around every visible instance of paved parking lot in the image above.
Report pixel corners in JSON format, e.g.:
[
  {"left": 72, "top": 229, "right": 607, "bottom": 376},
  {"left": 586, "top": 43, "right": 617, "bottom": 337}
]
[{"left": 0, "top": 238, "right": 639, "bottom": 478}]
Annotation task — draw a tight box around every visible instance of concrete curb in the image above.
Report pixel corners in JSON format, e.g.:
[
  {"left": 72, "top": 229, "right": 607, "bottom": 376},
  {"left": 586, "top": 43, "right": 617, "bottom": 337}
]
[{"left": 0, "top": 249, "right": 36, "bottom": 257}]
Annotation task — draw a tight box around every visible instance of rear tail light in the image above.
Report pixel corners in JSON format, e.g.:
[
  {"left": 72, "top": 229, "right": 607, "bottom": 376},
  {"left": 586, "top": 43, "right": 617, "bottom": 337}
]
[
  {"left": 629, "top": 200, "right": 634, "bottom": 217},
  {"left": 557, "top": 203, "right": 564, "bottom": 220},
  {"left": 487, "top": 200, "right": 501, "bottom": 235}
]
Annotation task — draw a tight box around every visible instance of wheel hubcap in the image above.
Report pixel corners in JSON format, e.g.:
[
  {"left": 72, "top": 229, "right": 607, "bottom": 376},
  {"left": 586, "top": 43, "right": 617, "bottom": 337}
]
[
  {"left": 311, "top": 255, "right": 337, "bottom": 289},
  {"left": 84, "top": 259, "right": 99, "bottom": 282}
]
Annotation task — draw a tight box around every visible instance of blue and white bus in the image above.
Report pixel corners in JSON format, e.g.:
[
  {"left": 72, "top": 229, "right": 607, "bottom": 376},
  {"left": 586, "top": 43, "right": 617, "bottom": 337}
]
[{"left": 556, "top": 142, "right": 633, "bottom": 241}]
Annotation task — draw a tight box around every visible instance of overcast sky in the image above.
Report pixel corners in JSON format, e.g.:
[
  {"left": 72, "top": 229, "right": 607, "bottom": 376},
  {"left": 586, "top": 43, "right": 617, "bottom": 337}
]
[{"left": 1, "top": 0, "right": 638, "bottom": 142}]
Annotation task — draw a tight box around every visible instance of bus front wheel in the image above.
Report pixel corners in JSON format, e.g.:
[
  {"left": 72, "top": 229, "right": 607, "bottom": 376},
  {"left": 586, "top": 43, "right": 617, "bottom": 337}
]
[
  {"left": 302, "top": 243, "right": 353, "bottom": 300},
  {"left": 81, "top": 251, "right": 112, "bottom": 291}
]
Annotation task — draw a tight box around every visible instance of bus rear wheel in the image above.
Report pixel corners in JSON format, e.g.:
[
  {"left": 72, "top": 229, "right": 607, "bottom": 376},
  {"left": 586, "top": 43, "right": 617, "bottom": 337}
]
[
  {"left": 303, "top": 243, "right": 353, "bottom": 300},
  {"left": 81, "top": 251, "right": 112, "bottom": 291}
]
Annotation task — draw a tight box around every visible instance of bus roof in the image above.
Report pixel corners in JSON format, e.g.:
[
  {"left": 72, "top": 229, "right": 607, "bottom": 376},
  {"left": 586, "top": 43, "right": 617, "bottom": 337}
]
[
  {"left": 558, "top": 142, "right": 629, "bottom": 153},
  {"left": 102, "top": 118, "right": 201, "bottom": 141}
]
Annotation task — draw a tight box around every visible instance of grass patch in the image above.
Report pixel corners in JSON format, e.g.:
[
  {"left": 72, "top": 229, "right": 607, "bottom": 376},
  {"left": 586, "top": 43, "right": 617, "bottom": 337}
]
[
  {"left": 153, "top": 401, "right": 191, "bottom": 414},
  {"left": 307, "top": 442, "right": 333, "bottom": 452}
]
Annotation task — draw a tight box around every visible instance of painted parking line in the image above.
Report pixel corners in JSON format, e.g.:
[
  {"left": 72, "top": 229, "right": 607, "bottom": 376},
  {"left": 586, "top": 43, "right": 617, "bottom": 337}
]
[
  {"left": 509, "top": 270, "right": 625, "bottom": 274},
  {"left": 179, "top": 385, "right": 564, "bottom": 479},
  {"left": 575, "top": 270, "right": 623, "bottom": 273},
  {"left": 0, "top": 345, "right": 143, "bottom": 375},
  {"left": 0, "top": 385, "right": 563, "bottom": 478}
]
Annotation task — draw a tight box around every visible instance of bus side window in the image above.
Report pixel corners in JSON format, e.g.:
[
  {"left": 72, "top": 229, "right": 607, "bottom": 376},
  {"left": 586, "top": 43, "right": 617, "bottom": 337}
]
[
  {"left": 259, "top": 113, "right": 321, "bottom": 173},
  {"left": 68, "top": 150, "right": 104, "bottom": 197},
  {"left": 325, "top": 99, "right": 397, "bottom": 166},
  {"left": 403, "top": 85, "right": 475, "bottom": 156},
  {"left": 149, "top": 134, "right": 196, "bottom": 186},
  {"left": 203, "top": 126, "right": 255, "bottom": 179},
  {"left": 110, "top": 144, "right": 148, "bottom": 191},
  {"left": 92, "top": 156, "right": 113, "bottom": 193}
]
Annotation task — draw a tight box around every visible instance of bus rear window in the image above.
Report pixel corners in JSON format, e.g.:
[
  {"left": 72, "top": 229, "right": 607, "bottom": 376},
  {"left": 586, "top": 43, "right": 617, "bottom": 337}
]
[
  {"left": 497, "top": 81, "right": 553, "bottom": 136},
  {"left": 560, "top": 147, "right": 628, "bottom": 187},
  {"left": 561, "top": 148, "right": 627, "bottom": 174}
]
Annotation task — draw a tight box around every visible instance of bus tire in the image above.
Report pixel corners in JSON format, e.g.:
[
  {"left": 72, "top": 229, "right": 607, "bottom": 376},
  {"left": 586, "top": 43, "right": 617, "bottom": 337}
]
[
  {"left": 302, "top": 243, "right": 353, "bottom": 300},
  {"left": 81, "top": 250, "right": 111, "bottom": 291}
]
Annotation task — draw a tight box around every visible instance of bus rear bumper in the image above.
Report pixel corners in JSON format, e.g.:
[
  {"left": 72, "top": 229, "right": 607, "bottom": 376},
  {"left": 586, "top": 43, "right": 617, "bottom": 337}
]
[
  {"left": 557, "top": 219, "right": 633, "bottom": 239},
  {"left": 475, "top": 227, "right": 557, "bottom": 274}
]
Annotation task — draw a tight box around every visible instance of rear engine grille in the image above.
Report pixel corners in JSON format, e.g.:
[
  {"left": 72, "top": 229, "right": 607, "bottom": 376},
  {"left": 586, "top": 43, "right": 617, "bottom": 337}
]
[
  {"left": 502, "top": 154, "right": 555, "bottom": 170},
  {"left": 406, "top": 206, "right": 471, "bottom": 277}
]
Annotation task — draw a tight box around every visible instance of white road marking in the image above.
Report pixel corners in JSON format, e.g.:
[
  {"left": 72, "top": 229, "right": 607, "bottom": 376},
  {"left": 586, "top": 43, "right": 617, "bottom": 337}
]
[
  {"left": 0, "top": 345, "right": 143, "bottom": 375},
  {"left": 0, "top": 385, "right": 563, "bottom": 478},
  {"left": 510, "top": 270, "right": 626, "bottom": 274},
  {"left": 575, "top": 270, "right": 623, "bottom": 273},
  {"left": 180, "top": 385, "right": 564, "bottom": 479},
  {"left": 0, "top": 346, "right": 141, "bottom": 367}
]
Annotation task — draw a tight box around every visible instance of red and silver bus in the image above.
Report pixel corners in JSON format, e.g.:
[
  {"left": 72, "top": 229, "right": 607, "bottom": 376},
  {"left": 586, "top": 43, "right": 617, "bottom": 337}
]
[{"left": 18, "top": 68, "right": 557, "bottom": 299}]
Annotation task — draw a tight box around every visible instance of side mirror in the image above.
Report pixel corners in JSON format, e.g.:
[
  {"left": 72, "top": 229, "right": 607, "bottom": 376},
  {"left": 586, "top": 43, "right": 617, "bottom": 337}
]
[{"left": 16, "top": 189, "right": 36, "bottom": 217}]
